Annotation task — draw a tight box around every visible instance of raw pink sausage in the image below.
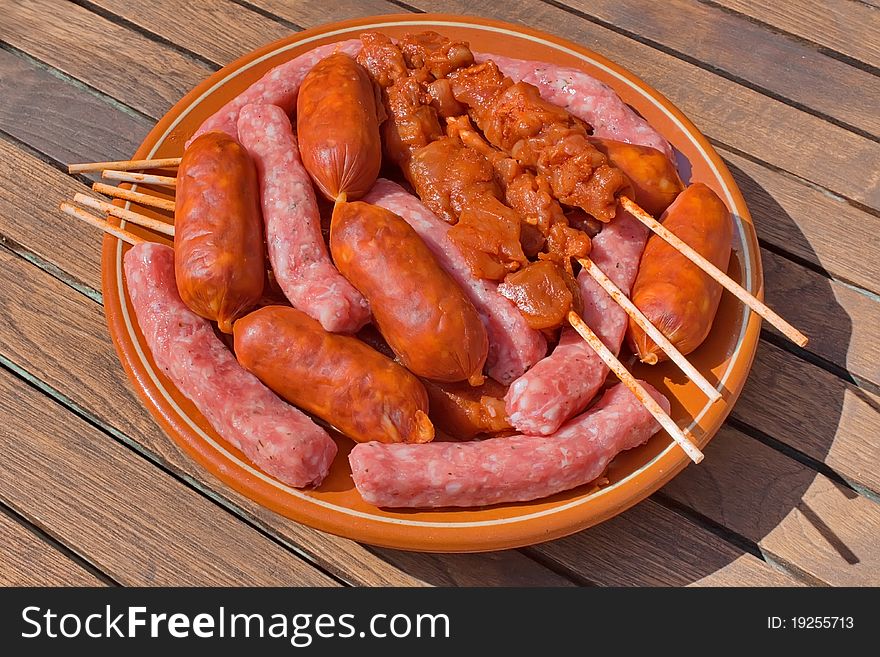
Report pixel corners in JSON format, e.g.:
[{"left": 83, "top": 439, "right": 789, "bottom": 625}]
[
  {"left": 188, "top": 39, "right": 363, "bottom": 146},
  {"left": 124, "top": 242, "right": 336, "bottom": 487},
  {"left": 237, "top": 104, "right": 370, "bottom": 333},
  {"left": 477, "top": 53, "right": 674, "bottom": 161},
  {"left": 362, "top": 178, "right": 546, "bottom": 384},
  {"left": 350, "top": 381, "right": 669, "bottom": 508},
  {"left": 505, "top": 206, "right": 649, "bottom": 435}
]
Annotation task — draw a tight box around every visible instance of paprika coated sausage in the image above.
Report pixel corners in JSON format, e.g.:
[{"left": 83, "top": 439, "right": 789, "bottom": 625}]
[
  {"left": 296, "top": 53, "right": 383, "bottom": 201},
  {"left": 590, "top": 138, "right": 684, "bottom": 217},
  {"left": 234, "top": 306, "right": 434, "bottom": 444},
  {"left": 175, "top": 131, "right": 265, "bottom": 333},
  {"left": 330, "top": 200, "right": 489, "bottom": 384},
  {"left": 628, "top": 183, "right": 733, "bottom": 364}
]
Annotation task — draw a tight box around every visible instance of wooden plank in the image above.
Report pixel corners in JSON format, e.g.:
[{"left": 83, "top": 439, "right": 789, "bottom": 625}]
[
  {"left": 732, "top": 341, "right": 880, "bottom": 496},
  {"left": 0, "top": 138, "right": 104, "bottom": 293},
  {"left": 0, "top": 365, "right": 337, "bottom": 586},
  {"left": 0, "top": 144, "right": 571, "bottom": 587},
  {"left": 559, "top": 0, "right": 880, "bottom": 136},
  {"left": 405, "top": 0, "right": 880, "bottom": 209},
  {"left": 532, "top": 499, "right": 803, "bottom": 586},
  {"left": 0, "top": 0, "right": 212, "bottom": 119},
  {"left": 661, "top": 425, "right": 880, "bottom": 586},
  {"left": 86, "top": 0, "right": 291, "bottom": 65},
  {"left": 374, "top": 549, "right": 576, "bottom": 586},
  {"left": 715, "top": 0, "right": 880, "bottom": 70},
  {"left": 0, "top": 49, "right": 151, "bottom": 166},
  {"left": 0, "top": 511, "right": 106, "bottom": 586},
  {"left": 244, "top": 0, "right": 403, "bottom": 28},
  {"left": 760, "top": 248, "right": 880, "bottom": 387},
  {"left": 721, "top": 146, "right": 880, "bottom": 295}
]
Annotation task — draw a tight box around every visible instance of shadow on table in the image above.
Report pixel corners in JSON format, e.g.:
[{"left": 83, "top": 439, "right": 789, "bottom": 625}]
[{"left": 365, "top": 159, "right": 853, "bottom": 586}]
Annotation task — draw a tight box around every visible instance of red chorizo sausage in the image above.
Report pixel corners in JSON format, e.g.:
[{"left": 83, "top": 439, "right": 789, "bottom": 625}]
[
  {"left": 175, "top": 131, "right": 265, "bottom": 333},
  {"left": 330, "top": 200, "right": 489, "bottom": 384},
  {"left": 628, "top": 183, "right": 733, "bottom": 363},
  {"left": 589, "top": 138, "right": 684, "bottom": 217},
  {"left": 234, "top": 306, "right": 434, "bottom": 444},
  {"left": 296, "top": 53, "right": 383, "bottom": 201}
]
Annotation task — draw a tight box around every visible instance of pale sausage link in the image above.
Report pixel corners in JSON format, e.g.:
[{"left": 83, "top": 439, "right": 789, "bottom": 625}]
[{"left": 125, "top": 242, "right": 337, "bottom": 487}]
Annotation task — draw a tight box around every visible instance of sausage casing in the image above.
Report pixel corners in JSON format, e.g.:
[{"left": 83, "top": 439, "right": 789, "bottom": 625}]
[
  {"left": 175, "top": 131, "right": 265, "bottom": 333},
  {"left": 590, "top": 138, "right": 684, "bottom": 217},
  {"left": 296, "top": 53, "right": 383, "bottom": 201},
  {"left": 629, "top": 183, "right": 733, "bottom": 363},
  {"left": 330, "top": 200, "right": 489, "bottom": 384},
  {"left": 234, "top": 306, "right": 434, "bottom": 444}
]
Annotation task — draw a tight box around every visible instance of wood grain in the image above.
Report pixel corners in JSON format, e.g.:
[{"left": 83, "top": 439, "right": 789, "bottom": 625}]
[
  {"left": 0, "top": 363, "right": 337, "bottom": 586},
  {"left": 559, "top": 0, "right": 880, "bottom": 136},
  {"left": 732, "top": 341, "right": 880, "bottom": 496},
  {"left": 0, "top": 0, "right": 211, "bottom": 119},
  {"left": 0, "top": 139, "right": 104, "bottom": 292},
  {"left": 760, "top": 249, "right": 879, "bottom": 387},
  {"left": 0, "top": 147, "right": 571, "bottom": 587},
  {"left": 661, "top": 425, "right": 880, "bottom": 586},
  {"left": 86, "top": 0, "right": 291, "bottom": 66},
  {"left": 714, "top": 0, "right": 880, "bottom": 70},
  {"left": 402, "top": 0, "right": 880, "bottom": 209},
  {"left": 244, "top": 0, "right": 403, "bottom": 28},
  {"left": 0, "top": 49, "right": 151, "bottom": 167},
  {"left": 531, "top": 499, "right": 803, "bottom": 586},
  {"left": 0, "top": 511, "right": 106, "bottom": 586},
  {"left": 721, "top": 147, "right": 880, "bottom": 295},
  {"left": 373, "top": 549, "right": 576, "bottom": 586}
]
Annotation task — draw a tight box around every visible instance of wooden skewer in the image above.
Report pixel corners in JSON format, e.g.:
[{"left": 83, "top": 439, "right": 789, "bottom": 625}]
[
  {"left": 102, "top": 169, "right": 177, "bottom": 187},
  {"left": 74, "top": 193, "right": 175, "bottom": 237},
  {"left": 567, "top": 310, "right": 704, "bottom": 464},
  {"left": 578, "top": 257, "right": 721, "bottom": 403},
  {"left": 92, "top": 182, "right": 176, "bottom": 212},
  {"left": 69, "top": 157, "right": 181, "bottom": 174},
  {"left": 620, "top": 196, "right": 808, "bottom": 347},
  {"left": 59, "top": 202, "right": 145, "bottom": 245}
]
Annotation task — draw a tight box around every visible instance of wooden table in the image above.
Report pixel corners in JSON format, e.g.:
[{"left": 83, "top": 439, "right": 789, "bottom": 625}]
[{"left": 1, "top": 0, "right": 878, "bottom": 587}]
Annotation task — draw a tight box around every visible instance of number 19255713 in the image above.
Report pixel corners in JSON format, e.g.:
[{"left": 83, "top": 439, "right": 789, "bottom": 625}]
[{"left": 767, "top": 617, "right": 854, "bottom": 629}]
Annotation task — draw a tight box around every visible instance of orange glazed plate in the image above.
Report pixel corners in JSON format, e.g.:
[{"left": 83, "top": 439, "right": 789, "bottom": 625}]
[{"left": 102, "top": 14, "right": 761, "bottom": 552}]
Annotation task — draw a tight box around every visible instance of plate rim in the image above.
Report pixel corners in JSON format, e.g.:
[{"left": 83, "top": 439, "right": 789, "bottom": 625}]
[{"left": 101, "top": 12, "right": 763, "bottom": 552}]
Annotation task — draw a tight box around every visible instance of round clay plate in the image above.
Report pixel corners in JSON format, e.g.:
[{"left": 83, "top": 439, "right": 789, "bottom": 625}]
[{"left": 102, "top": 13, "right": 761, "bottom": 552}]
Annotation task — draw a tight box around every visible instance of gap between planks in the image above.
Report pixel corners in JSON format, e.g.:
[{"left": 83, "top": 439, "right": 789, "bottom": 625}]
[{"left": 0, "top": 498, "right": 118, "bottom": 586}]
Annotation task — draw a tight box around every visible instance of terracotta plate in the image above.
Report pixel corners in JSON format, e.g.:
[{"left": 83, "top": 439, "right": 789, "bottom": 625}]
[{"left": 101, "top": 14, "right": 761, "bottom": 552}]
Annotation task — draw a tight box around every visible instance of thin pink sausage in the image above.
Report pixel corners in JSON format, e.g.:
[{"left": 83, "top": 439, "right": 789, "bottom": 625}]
[
  {"left": 188, "top": 39, "right": 363, "bottom": 146},
  {"left": 362, "top": 179, "right": 546, "bottom": 384},
  {"left": 124, "top": 242, "right": 336, "bottom": 487},
  {"left": 350, "top": 381, "right": 669, "bottom": 508},
  {"left": 505, "top": 206, "right": 649, "bottom": 435},
  {"left": 477, "top": 53, "right": 674, "bottom": 161},
  {"left": 237, "top": 104, "right": 370, "bottom": 333}
]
